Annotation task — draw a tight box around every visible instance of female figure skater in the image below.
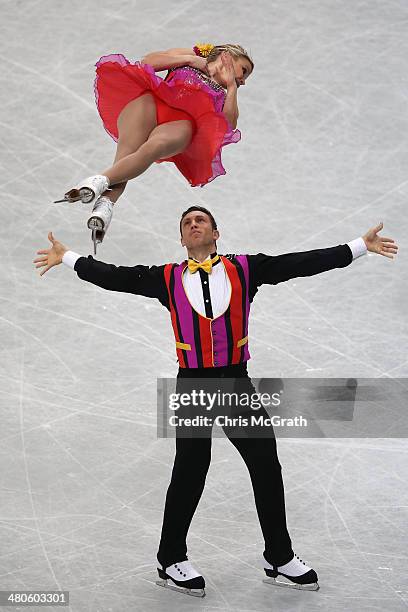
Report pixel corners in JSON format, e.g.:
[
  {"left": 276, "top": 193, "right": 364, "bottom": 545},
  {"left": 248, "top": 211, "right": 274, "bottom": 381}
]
[{"left": 54, "top": 44, "right": 254, "bottom": 252}]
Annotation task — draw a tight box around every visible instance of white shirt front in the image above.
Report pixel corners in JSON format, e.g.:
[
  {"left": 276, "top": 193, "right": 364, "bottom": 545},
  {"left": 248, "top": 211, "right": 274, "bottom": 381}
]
[{"left": 182, "top": 256, "right": 231, "bottom": 318}]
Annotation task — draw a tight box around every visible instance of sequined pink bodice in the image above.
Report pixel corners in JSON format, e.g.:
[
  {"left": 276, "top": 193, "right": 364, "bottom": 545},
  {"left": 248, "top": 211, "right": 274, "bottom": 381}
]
[{"left": 165, "top": 66, "right": 227, "bottom": 113}]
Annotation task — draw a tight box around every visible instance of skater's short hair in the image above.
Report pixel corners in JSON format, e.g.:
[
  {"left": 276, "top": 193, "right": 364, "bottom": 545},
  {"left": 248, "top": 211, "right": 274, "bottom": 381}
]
[{"left": 180, "top": 206, "right": 218, "bottom": 235}]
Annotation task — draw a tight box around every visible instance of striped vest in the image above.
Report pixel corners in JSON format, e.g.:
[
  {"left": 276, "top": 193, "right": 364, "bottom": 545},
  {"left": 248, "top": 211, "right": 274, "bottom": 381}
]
[{"left": 164, "top": 255, "right": 251, "bottom": 368}]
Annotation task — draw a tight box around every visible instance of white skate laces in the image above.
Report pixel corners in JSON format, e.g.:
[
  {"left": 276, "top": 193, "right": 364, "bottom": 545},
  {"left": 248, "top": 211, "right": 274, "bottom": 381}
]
[
  {"left": 156, "top": 559, "right": 205, "bottom": 598},
  {"left": 54, "top": 175, "right": 111, "bottom": 204},
  {"left": 87, "top": 196, "right": 114, "bottom": 255}
]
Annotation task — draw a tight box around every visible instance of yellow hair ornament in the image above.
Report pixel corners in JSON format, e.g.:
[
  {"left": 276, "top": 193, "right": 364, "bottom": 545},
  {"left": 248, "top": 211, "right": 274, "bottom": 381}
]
[{"left": 193, "top": 43, "right": 215, "bottom": 58}]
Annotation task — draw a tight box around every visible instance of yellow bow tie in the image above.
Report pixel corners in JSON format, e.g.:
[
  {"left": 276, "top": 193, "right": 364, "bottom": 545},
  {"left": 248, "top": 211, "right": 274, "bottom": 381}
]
[{"left": 187, "top": 255, "right": 219, "bottom": 274}]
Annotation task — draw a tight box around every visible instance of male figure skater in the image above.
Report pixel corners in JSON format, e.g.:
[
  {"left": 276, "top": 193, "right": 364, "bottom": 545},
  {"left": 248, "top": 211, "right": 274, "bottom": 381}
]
[{"left": 33, "top": 207, "right": 398, "bottom": 598}]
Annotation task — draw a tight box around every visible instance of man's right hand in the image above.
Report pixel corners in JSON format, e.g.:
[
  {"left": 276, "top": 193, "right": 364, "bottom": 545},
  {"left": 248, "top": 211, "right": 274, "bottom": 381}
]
[{"left": 33, "top": 232, "right": 68, "bottom": 276}]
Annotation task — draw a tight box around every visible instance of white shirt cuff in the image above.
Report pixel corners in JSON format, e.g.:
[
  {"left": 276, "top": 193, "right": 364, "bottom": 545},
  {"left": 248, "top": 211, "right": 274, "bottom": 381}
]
[
  {"left": 62, "top": 250, "right": 81, "bottom": 269},
  {"left": 347, "top": 237, "right": 367, "bottom": 260}
]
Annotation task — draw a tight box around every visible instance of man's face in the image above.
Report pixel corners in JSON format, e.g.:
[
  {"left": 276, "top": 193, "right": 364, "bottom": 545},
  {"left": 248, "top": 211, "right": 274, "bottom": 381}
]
[{"left": 180, "top": 211, "right": 220, "bottom": 250}]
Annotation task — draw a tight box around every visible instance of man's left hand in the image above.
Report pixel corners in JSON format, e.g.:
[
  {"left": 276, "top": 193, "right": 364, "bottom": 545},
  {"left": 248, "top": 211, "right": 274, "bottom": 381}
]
[{"left": 363, "top": 222, "right": 398, "bottom": 258}]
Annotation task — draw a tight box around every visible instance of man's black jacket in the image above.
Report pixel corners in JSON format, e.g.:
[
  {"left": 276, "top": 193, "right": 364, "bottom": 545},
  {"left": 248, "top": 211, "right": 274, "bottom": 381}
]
[{"left": 73, "top": 244, "right": 353, "bottom": 309}]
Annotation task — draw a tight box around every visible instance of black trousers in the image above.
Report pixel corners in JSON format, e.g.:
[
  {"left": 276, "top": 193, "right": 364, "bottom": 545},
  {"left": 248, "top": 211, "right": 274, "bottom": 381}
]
[{"left": 157, "top": 363, "right": 294, "bottom": 568}]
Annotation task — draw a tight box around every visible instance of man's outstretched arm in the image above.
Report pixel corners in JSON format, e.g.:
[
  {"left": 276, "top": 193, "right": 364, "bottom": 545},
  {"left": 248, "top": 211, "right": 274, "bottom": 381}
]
[
  {"left": 33, "top": 232, "right": 169, "bottom": 307},
  {"left": 248, "top": 222, "right": 398, "bottom": 291}
]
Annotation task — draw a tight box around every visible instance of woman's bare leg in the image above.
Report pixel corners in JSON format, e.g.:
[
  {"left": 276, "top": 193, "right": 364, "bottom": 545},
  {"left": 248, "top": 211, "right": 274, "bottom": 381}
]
[
  {"left": 101, "top": 120, "right": 193, "bottom": 185},
  {"left": 102, "top": 93, "right": 158, "bottom": 204}
]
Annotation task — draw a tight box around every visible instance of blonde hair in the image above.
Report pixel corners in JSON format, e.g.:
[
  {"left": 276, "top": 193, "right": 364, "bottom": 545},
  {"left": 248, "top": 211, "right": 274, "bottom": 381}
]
[{"left": 206, "top": 44, "right": 254, "bottom": 72}]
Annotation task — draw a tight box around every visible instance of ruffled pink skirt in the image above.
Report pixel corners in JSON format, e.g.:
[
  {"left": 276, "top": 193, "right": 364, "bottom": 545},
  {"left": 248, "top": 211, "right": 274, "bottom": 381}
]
[{"left": 94, "top": 54, "right": 241, "bottom": 187}]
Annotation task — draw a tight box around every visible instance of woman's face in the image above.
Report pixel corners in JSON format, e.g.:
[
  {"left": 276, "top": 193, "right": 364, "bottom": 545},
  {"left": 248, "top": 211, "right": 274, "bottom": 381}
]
[
  {"left": 231, "top": 56, "right": 253, "bottom": 87},
  {"left": 209, "top": 53, "right": 253, "bottom": 88}
]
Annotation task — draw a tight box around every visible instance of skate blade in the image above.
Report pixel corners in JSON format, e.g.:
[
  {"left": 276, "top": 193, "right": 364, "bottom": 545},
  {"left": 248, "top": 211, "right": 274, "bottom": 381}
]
[
  {"left": 53, "top": 193, "right": 83, "bottom": 204},
  {"left": 59, "top": 188, "right": 94, "bottom": 204},
  {"left": 89, "top": 218, "right": 104, "bottom": 256},
  {"left": 263, "top": 577, "right": 319, "bottom": 591},
  {"left": 90, "top": 228, "right": 103, "bottom": 256},
  {"left": 155, "top": 578, "right": 205, "bottom": 598}
]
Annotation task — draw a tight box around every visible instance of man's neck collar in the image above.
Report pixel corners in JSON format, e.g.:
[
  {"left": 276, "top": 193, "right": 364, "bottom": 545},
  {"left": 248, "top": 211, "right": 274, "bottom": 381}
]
[{"left": 187, "top": 250, "right": 218, "bottom": 263}]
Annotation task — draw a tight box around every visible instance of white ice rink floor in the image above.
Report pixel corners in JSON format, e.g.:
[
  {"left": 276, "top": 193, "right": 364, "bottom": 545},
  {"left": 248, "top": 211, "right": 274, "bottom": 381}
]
[{"left": 1, "top": 0, "right": 408, "bottom": 610}]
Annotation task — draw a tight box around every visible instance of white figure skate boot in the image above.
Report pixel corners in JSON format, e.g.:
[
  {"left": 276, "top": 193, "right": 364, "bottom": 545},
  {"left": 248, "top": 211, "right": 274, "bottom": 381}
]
[
  {"left": 87, "top": 196, "right": 113, "bottom": 255},
  {"left": 263, "top": 553, "right": 319, "bottom": 591},
  {"left": 54, "top": 175, "right": 111, "bottom": 204},
  {"left": 156, "top": 560, "right": 205, "bottom": 597}
]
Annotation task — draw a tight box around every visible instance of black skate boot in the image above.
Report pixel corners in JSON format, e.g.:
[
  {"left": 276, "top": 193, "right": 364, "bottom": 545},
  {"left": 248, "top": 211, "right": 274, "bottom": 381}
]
[
  {"left": 263, "top": 553, "right": 319, "bottom": 591},
  {"left": 156, "top": 559, "right": 205, "bottom": 598}
]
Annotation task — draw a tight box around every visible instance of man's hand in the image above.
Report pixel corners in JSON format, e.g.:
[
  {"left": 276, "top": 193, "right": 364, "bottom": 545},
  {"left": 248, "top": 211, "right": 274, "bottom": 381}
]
[
  {"left": 362, "top": 222, "right": 398, "bottom": 258},
  {"left": 33, "top": 232, "right": 68, "bottom": 276}
]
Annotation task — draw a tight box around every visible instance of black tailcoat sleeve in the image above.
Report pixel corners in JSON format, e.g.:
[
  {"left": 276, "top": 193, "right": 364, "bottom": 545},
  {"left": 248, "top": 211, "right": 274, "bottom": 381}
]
[
  {"left": 74, "top": 255, "right": 170, "bottom": 309},
  {"left": 247, "top": 244, "right": 353, "bottom": 301}
]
